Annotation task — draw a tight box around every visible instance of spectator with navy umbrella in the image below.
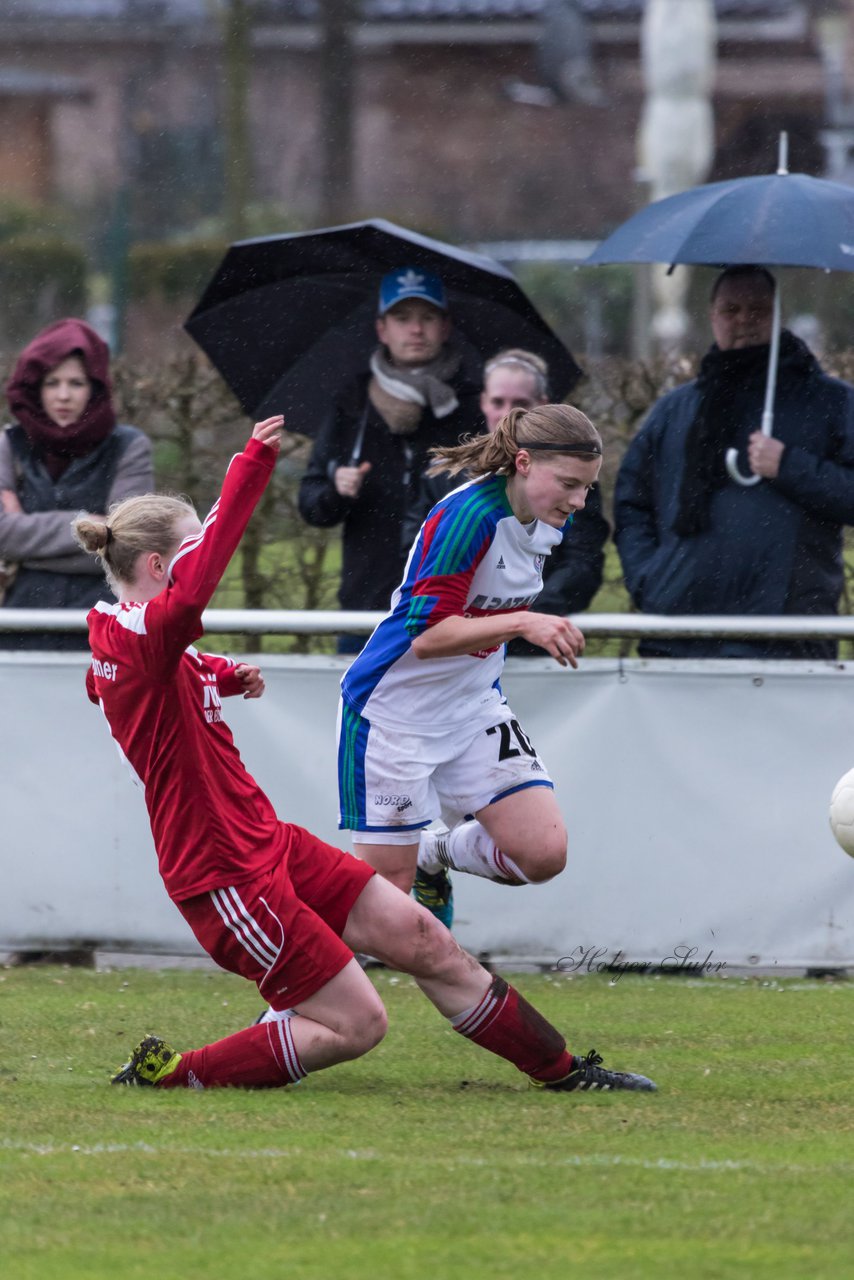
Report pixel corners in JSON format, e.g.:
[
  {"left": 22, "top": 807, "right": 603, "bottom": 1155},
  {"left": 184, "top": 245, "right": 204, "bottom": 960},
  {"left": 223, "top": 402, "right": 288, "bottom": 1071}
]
[{"left": 614, "top": 265, "right": 854, "bottom": 658}]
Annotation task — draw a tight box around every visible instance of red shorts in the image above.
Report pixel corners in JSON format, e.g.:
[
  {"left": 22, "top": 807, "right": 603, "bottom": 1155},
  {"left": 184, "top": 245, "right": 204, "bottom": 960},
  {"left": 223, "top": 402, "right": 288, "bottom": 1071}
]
[{"left": 178, "top": 823, "right": 375, "bottom": 1010}]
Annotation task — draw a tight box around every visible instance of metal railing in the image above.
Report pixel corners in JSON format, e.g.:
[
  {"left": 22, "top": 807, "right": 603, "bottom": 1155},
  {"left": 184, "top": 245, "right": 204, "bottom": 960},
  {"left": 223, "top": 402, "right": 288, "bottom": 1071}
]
[{"left": 4, "top": 609, "right": 854, "bottom": 641}]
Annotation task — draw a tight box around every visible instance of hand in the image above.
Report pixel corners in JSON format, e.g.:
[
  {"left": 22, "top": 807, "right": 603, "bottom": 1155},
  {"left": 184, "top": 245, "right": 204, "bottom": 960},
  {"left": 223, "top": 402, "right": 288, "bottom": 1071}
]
[
  {"left": 518, "top": 613, "right": 586, "bottom": 668},
  {"left": 748, "top": 432, "right": 785, "bottom": 479},
  {"left": 252, "top": 415, "right": 284, "bottom": 452},
  {"left": 334, "top": 462, "right": 371, "bottom": 499},
  {"left": 1, "top": 489, "right": 23, "bottom": 515},
  {"left": 234, "top": 663, "right": 265, "bottom": 699}
]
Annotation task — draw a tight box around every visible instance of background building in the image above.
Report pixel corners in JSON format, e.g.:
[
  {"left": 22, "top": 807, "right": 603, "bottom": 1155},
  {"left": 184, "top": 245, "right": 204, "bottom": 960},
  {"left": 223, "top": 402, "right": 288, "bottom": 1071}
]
[{"left": 0, "top": 0, "right": 850, "bottom": 355}]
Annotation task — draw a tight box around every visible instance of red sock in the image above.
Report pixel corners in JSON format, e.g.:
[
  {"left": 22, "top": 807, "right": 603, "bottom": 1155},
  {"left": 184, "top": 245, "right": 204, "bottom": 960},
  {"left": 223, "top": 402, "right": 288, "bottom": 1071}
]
[
  {"left": 451, "top": 975, "right": 574, "bottom": 1083},
  {"left": 160, "top": 1020, "right": 306, "bottom": 1089}
]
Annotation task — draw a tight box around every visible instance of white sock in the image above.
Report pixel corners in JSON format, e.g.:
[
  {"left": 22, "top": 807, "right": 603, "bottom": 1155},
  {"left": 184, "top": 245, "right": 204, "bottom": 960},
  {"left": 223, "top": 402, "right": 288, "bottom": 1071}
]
[
  {"left": 417, "top": 828, "right": 447, "bottom": 874},
  {"left": 419, "top": 820, "right": 530, "bottom": 885},
  {"left": 258, "top": 1006, "right": 296, "bottom": 1025}
]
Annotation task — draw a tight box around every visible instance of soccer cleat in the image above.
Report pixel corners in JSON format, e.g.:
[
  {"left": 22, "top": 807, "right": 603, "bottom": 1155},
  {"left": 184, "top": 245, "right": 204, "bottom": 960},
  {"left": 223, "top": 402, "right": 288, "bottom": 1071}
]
[
  {"left": 111, "top": 1035, "right": 182, "bottom": 1087},
  {"left": 534, "top": 1048, "right": 657, "bottom": 1093},
  {"left": 412, "top": 865, "right": 454, "bottom": 929}
]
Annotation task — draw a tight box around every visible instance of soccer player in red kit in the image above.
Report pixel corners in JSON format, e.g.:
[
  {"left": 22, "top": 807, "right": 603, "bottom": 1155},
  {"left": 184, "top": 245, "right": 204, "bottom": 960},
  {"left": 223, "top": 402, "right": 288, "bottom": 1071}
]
[{"left": 74, "top": 415, "right": 655, "bottom": 1095}]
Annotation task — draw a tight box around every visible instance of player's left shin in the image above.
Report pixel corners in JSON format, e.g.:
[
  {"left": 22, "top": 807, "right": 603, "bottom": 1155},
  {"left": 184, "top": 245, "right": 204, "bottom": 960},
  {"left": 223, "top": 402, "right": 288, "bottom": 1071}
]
[{"left": 450, "top": 973, "right": 573, "bottom": 1083}]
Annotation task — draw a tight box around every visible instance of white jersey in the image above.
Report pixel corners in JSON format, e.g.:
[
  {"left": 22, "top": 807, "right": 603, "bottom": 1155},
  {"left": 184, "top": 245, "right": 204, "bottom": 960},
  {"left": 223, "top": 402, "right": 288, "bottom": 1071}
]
[{"left": 340, "top": 474, "right": 566, "bottom": 730}]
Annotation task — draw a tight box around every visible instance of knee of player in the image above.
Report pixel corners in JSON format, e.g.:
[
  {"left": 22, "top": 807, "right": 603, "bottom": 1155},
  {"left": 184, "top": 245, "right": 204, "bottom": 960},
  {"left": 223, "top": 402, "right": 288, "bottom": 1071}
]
[
  {"left": 525, "top": 830, "right": 568, "bottom": 882},
  {"left": 351, "top": 997, "right": 389, "bottom": 1055},
  {"left": 406, "top": 905, "right": 464, "bottom": 975}
]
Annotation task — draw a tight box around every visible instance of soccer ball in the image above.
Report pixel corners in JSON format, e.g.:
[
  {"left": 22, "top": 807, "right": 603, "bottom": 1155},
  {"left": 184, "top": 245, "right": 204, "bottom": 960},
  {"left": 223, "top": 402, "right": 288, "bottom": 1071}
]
[{"left": 829, "top": 767, "right": 854, "bottom": 857}]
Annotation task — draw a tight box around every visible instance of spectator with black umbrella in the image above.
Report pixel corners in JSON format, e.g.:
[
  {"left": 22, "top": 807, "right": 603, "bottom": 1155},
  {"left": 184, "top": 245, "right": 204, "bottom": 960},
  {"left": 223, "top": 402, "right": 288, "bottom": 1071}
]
[{"left": 298, "top": 266, "right": 483, "bottom": 652}]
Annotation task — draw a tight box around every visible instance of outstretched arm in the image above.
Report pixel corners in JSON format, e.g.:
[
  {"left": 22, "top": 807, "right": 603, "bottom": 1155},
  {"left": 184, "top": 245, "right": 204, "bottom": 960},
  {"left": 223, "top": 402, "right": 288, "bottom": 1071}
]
[
  {"left": 405, "top": 501, "right": 585, "bottom": 669},
  {"left": 202, "top": 651, "right": 266, "bottom": 699},
  {"left": 412, "top": 610, "right": 585, "bottom": 668}
]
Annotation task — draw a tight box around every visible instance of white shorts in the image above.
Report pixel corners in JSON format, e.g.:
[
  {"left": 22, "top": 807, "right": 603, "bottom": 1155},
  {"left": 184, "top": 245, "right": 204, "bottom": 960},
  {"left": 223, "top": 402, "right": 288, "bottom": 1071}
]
[{"left": 337, "top": 699, "right": 553, "bottom": 845}]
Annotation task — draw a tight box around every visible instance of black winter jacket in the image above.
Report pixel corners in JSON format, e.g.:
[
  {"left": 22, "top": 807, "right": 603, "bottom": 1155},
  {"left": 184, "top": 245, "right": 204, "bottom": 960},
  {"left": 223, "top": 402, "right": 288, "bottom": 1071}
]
[
  {"left": 298, "top": 369, "right": 482, "bottom": 614},
  {"left": 614, "top": 344, "right": 854, "bottom": 658}
]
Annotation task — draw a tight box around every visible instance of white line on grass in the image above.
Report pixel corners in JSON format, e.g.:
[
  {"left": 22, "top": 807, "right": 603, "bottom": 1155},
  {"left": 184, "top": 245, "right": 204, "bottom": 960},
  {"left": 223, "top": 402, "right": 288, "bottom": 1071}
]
[{"left": 1, "top": 1139, "right": 850, "bottom": 1176}]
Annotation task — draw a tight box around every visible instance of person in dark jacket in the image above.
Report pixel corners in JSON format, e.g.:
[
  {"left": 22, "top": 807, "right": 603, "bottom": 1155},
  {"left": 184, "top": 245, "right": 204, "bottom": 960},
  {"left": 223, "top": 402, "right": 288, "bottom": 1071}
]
[
  {"left": 0, "top": 318, "right": 153, "bottom": 650},
  {"left": 297, "top": 267, "right": 483, "bottom": 653},
  {"left": 614, "top": 265, "right": 854, "bottom": 659}
]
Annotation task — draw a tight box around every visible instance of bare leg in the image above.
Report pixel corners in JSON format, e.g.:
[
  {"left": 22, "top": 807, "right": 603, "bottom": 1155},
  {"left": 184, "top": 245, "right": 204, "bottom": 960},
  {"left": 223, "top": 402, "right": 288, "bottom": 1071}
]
[
  {"left": 479, "top": 788, "right": 567, "bottom": 881},
  {"left": 342, "top": 873, "right": 489, "bottom": 1015},
  {"left": 421, "top": 788, "right": 567, "bottom": 885},
  {"left": 287, "top": 956, "right": 388, "bottom": 1070},
  {"left": 354, "top": 840, "right": 421, "bottom": 894},
  {"left": 341, "top": 876, "right": 579, "bottom": 1085}
]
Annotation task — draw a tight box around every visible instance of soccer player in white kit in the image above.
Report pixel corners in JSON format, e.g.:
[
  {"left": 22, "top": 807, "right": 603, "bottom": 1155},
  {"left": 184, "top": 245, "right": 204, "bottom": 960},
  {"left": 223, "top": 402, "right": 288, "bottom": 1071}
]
[
  {"left": 76, "top": 414, "right": 655, "bottom": 1094},
  {"left": 338, "top": 403, "right": 600, "bottom": 913}
]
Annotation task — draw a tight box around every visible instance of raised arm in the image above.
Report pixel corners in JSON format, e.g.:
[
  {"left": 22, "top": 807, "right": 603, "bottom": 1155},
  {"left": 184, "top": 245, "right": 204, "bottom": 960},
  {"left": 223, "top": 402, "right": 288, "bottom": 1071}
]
[{"left": 144, "top": 418, "right": 282, "bottom": 665}]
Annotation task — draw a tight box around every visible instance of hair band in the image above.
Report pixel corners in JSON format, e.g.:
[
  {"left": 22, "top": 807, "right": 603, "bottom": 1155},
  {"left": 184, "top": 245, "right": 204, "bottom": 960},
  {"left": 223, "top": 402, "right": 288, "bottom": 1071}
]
[
  {"left": 104, "top": 525, "right": 114, "bottom": 546},
  {"left": 518, "top": 442, "right": 602, "bottom": 456}
]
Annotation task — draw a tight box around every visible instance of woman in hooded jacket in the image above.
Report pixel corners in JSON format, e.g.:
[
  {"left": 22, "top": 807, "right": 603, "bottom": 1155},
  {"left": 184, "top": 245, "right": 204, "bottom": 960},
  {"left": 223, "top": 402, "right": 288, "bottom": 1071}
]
[{"left": 0, "top": 318, "right": 153, "bottom": 649}]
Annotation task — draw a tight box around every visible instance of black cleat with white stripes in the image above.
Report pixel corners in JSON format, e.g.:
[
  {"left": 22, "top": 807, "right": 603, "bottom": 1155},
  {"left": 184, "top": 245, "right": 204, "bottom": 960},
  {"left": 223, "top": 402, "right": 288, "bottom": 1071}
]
[{"left": 540, "top": 1048, "right": 657, "bottom": 1093}]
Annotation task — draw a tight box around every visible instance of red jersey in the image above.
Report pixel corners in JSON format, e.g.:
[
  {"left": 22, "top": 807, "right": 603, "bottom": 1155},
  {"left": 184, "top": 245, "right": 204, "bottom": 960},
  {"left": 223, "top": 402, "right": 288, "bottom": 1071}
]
[{"left": 85, "top": 437, "right": 289, "bottom": 901}]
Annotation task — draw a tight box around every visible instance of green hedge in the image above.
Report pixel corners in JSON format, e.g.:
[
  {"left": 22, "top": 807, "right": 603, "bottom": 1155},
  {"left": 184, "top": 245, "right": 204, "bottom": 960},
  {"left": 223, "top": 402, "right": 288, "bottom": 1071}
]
[
  {"left": 128, "top": 240, "right": 229, "bottom": 303},
  {"left": 0, "top": 236, "right": 87, "bottom": 346}
]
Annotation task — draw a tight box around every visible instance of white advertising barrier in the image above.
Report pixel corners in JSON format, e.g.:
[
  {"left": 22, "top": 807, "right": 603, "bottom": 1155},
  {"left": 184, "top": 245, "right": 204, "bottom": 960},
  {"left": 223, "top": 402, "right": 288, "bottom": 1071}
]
[{"left": 2, "top": 653, "right": 854, "bottom": 970}]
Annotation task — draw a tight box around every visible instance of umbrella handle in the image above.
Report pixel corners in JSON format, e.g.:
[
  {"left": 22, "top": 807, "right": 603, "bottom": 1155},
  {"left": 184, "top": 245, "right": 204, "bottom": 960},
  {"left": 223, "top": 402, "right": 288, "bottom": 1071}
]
[
  {"left": 725, "top": 447, "right": 762, "bottom": 487},
  {"left": 349, "top": 404, "right": 369, "bottom": 467},
  {"left": 724, "top": 283, "right": 782, "bottom": 488}
]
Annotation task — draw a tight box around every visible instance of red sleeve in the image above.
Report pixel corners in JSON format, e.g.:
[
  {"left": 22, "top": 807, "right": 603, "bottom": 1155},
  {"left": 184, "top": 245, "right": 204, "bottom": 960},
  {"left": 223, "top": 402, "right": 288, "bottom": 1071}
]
[
  {"left": 85, "top": 664, "right": 98, "bottom": 705},
  {"left": 141, "top": 437, "right": 276, "bottom": 677},
  {"left": 201, "top": 651, "right": 243, "bottom": 697}
]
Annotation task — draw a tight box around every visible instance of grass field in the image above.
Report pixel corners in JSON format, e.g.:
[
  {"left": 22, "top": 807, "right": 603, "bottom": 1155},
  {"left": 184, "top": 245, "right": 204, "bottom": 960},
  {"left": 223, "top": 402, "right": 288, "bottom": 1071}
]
[{"left": 1, "top": 966, "right": 852, "bottom": 1280}]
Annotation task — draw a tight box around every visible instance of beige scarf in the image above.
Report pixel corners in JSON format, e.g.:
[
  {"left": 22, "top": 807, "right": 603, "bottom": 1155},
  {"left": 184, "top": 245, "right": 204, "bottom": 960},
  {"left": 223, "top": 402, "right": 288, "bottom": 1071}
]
[{"left": 368, "top": 343, "right": 462, "bottom": 436}]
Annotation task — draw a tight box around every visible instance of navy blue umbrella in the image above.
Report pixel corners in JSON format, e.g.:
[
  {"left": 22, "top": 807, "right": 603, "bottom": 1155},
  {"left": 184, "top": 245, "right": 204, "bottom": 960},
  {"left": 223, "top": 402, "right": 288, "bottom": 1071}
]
[
  {"left": 586, "top": 136, "right": 854, "bottom": 484},
  {"left": 585, "top": 172, "right": 854, "bottom": 273},
  {"left": 184, "top": 218, "right": 581, "bottom": 437}
]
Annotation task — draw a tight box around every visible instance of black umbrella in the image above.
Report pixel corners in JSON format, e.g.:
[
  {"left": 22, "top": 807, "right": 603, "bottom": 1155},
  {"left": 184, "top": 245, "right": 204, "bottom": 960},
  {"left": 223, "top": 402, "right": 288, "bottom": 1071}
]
[{"left": 184, "top": 218, "right": 581, "bottom": 435}]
